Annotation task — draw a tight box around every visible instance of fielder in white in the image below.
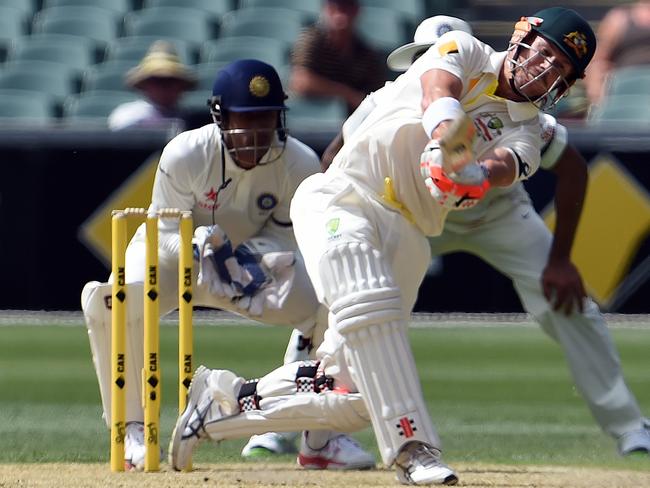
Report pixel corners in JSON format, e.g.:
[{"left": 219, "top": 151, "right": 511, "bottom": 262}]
[
  {"left": 323, "top": 15, "right": 650, "bottom": 458},
  {"left": 81, "top": 59, "right": 373, "bottom": 471},
  {"left": 169, "top": 8, "right": 641, "bottom": 485}
]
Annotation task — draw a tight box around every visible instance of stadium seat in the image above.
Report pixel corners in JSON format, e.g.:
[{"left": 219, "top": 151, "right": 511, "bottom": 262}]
[
  {"left": 0, "top": 88, "right": 55, "bottom": 123},
  {"left": 285, "top": 96, "right": 348, "bottom": 132},
  {"left": 199, "top": 36, "right": 287, "bottom": 67},
  {"left": 32, "top": 11, "right": 119, "bottom": 49},
  {"left": 7, "top": 35, "right": 96, "bottom": 73},
  {"left": 143, "top": 0, "right": 234, "bottom": 18},
  {"left": 239, "top": 0, "right": 321, "bottom": 19},
  {"left": 41, "top": 0, "right": 131, "bottom": 14},
  {"left": 104, "top": 36, "right": 194, "bottom": 65},
  {"left": 124, "top": 7, "right": 215, "bottom": 48},
  {"left": 179, "top": 90, "right": 211, "bottom": 112},
  {"left": 63, "top": 90, "right": 138, "bottom": 120},
  {"left": 605, "top": 67, "right": 650, "bottom": 97},
  {"left": 0, "top": 7, "right": 28, "bottom": 61},
  {"left": 221, "top": 8, "right": 307, "bottom": 29},
  {"left": 193, "top": 62, "right": 229, "bottom": 91},
  {"left": 0, "top": 61, "right": 76, "bottom": 100},
  {"left": 587, "top": 95, "right": 650, "bottom": 124},
  {"left": 0, "top": 0, "right": 36, "bottom": 17},
  {"left": 219, "top": 16, "right": 304, "bottom": 46},
  {"left": 359, "top": 0, "right": 425, "bottom": 24},
  {"left": 356, "top": 7, "right": 409, "bottom": 54},
  {"left": 81, "top": 61, "right": 137, "bottom": 92}
]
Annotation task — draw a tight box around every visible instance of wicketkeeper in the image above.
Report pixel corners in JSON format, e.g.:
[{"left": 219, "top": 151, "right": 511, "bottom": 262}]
[{"left": 81, "top": 59, "right": 374, "bottom": 471}]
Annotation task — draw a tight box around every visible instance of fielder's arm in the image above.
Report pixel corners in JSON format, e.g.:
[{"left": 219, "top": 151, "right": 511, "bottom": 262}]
[{"left": 543, "top": 144, "right": 588, "bottom": 313}]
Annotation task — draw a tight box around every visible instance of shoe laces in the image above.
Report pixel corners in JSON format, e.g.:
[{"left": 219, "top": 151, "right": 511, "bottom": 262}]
[
  {"left": 398, "top": 442, "right": 443, "bottom": 471},
  {"left": 183, "top": 398, "right": 214, "bottom": 441}
]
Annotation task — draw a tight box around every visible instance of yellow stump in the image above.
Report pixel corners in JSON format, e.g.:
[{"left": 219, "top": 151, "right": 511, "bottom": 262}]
[
  {"left": 143, "top": 212, "right": 160, "bottom": 472},
  {"left": 178, "top": 211, "right": 194, "bottom": 470},
  {"left": 110, "top": 212, "right": 127, "bottom": 472}
]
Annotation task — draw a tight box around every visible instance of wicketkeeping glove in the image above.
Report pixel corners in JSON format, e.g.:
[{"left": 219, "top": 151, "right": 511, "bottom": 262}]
[
  {"left": 420, "top": 141, "right": 490, "bottom": 210},
  {"left": 194, "top": 225, "right": 241, "bottom": 298},
  {"left": 232, "top": 246, "right": 296, "bottom": 316}
]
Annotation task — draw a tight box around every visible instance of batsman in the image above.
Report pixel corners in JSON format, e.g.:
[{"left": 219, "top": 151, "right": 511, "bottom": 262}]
[{"left": 169, "top": 7, "right": 617, "bottom": 486}]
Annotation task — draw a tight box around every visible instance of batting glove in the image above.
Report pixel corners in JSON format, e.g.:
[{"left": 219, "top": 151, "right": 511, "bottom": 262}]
[{"left": 420, "top": 142, "right": 490, "bottom": 210}]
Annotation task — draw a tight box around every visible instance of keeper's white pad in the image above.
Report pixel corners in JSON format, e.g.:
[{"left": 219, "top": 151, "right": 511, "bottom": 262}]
[
  {"left": 81, "top": 281, "right": 144, "bottom": 427},
  {"left": 320, "top": 242, "right": 440, "bottom": 465},
  {"left": 202, "top": 363, "right": 370, "bottom": 441}
]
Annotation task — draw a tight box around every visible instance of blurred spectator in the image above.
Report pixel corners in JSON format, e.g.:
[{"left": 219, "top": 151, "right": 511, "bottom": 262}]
[
  {"left": 108, "top": 40, "right": 197, "bottom": 131},
  {"left": 585, "top": 0, "right": 650, "bottom": 104},
  {"left": 289, "top": 0, "right": 384, "bottom": 114}
]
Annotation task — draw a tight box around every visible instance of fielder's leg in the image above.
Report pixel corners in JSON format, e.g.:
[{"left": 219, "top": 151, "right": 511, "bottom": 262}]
[
  {"left": 453, "top": 201, "right": 648, "bottom": 454},
  {"left": 81, "top": 280, "right": 147, "bottom": 470}
]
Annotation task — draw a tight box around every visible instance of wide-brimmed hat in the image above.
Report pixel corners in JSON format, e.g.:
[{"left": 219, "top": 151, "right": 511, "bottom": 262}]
[
  {"left": 387, "top": 16, "right": 473, "bottom": 71},
  {"left": 125, "top": 40, "right": 197, "bottom": 89}
]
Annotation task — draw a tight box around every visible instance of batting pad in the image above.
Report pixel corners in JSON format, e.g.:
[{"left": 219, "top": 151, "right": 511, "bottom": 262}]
[
  {"left": 81, "top": 281, "right": 145, "bottom": 426},
  {"left": 203, "top": 363, "right": 369, "bottom": 441},
  {"left": 320, "top": 243, "right": 440, "bottom": 465}
]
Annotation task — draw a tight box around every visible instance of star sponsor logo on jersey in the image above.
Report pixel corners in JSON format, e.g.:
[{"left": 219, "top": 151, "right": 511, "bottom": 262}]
[
  {"left": 197, "top": 187, "right": 219, "bottom": 211},
  {"left": 563, "top": 31, "right": 588, "bottom": 59},
  {"left": 256, "top": 192, "right": 278, "bottom": 214}
]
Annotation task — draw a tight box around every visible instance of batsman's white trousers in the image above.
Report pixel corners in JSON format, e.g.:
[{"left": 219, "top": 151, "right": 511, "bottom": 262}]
[
  {"left": 290, "top": 169, "right": 442, "bottom": 464},
  {"left": 432, "top": 190, "right": 645, "bottom": 437}
]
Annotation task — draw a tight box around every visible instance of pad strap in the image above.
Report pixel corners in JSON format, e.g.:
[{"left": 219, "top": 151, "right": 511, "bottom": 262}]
[
  {"left": 295, "top": 360, "right": 334, "bottom": 393},
  {"left": 238, "top": 380, "right": 261, "bottom": 412}
]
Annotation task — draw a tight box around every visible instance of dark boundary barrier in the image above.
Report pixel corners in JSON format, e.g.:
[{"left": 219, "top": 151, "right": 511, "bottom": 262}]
[{"left": 0, "top": 124, "right": 648, "bottom": 312}]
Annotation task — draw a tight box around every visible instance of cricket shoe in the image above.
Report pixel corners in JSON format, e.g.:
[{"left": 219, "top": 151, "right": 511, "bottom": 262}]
[
  {"left": 618, "top": 418, "right": 650, "bottom": 456},
  {"left": 395, "top": 442, "right": 458, "bottom": 485},
  {"left": 168, "top": 365, "right": 241, "bottom": 471},
  {"left": 297, "top": 432, "right": 375, "bottom": 470},
  {"left": 241, "top": 432, "right": 297, "bottom": 458},
  {"left": 124, "top": 422, "right": 145, "bottom": 471}
]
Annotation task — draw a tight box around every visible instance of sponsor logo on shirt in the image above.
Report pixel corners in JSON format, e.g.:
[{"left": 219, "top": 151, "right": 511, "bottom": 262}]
[
  {"left": 198, "top": 187, "right": 219, "bottom": 211},
  {"left": 474, "top": 112, "right": 503, "bottom": 141}
]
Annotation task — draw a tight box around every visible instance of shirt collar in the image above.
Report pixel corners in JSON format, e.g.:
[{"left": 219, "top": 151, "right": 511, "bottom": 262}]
[{"left": 487, "top": 51, "right": 539, "bottom": 122}]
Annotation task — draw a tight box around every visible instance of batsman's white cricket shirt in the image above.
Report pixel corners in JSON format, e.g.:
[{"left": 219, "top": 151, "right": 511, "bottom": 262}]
[{"left": 331, "top": 30, "right": 543, "bottom": 235}]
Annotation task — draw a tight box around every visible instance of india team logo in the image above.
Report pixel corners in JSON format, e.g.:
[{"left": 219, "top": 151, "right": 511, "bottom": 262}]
[
  {"left": 257, "top": 193, "right": 277, "bottom": 211},
  {"left": 249, "top": 75, "right": 270, "bottom": 98}
]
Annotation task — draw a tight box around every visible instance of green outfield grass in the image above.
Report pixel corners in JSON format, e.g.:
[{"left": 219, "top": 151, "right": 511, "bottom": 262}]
[{"left": 0, "top": 320, "right": 648, "bottom": 470}]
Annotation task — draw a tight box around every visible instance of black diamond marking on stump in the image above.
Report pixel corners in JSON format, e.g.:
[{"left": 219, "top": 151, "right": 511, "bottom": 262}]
[
  {"left": 182, "top": 378, "right": 191, "bottom": 389},
  {"left": 182, "top": 292, "right": 192, "bottom": 303},
  {"left": 115, "top": 290, "right": 126, "bottom": 302},
  {"left": 150, "top": 392, "right": 156, "bottom": 400},
  {"left": 115, "top": 377, "right": 125, "bottom": 389},
  {"left": 147, "top": 290, "right": 158, "bottom": 301},
  {"left": 148, "top": 376, "right": 158, "bottom": 388}
]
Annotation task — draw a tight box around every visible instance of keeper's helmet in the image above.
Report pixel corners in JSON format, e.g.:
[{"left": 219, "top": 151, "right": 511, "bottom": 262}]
[
  {"left": 507, "top": 7, "right": 596, "bottom": 110},
  {"left": 208, "top": 59, "right": 288, "bottom": 166}
]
